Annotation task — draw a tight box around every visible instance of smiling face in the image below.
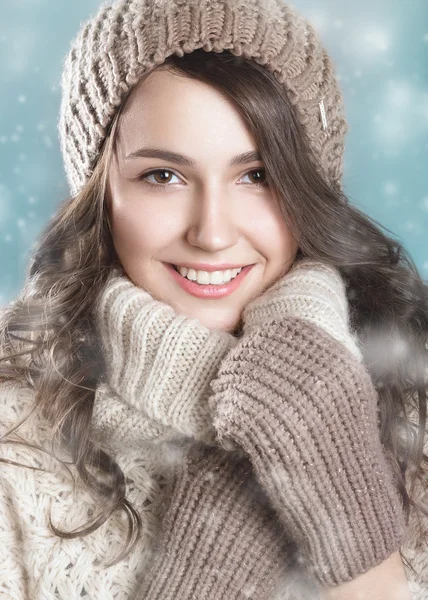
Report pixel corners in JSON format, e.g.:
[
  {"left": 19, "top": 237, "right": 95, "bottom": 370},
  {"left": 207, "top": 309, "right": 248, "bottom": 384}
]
[{"left": 106, "top": 67, "right": 299, "bottom": 333}]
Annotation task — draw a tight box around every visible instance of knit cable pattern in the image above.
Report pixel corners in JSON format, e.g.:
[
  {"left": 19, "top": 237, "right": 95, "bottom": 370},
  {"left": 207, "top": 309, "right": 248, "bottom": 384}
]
[{"left": 58, "top": 0, "right": 347, "bottom": 197}]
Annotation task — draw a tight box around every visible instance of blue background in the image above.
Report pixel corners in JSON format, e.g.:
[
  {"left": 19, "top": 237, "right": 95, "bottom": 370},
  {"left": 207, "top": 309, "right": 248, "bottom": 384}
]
[{"left": 0, "top": 0, "right": 427, "bottom": 304}]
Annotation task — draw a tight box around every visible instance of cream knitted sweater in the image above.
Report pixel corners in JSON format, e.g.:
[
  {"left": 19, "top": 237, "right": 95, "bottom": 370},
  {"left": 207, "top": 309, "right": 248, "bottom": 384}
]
[{"left": 0, "top": 269, "right": 426, "bottom": 599}]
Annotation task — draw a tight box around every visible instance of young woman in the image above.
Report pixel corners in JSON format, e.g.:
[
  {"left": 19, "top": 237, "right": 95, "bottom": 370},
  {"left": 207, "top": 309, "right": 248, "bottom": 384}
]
[{"left": 0, "top": 0, "right": 427, "bottom": 598}]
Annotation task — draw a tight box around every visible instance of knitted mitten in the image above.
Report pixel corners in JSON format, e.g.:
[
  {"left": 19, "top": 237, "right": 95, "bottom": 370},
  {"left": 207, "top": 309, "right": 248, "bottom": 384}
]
[
  {"left": 138, "top": 442, "right": 295, "bottom": 600},
  {"left": 208, "top": 258, "right": 406, "bottom": 588}
]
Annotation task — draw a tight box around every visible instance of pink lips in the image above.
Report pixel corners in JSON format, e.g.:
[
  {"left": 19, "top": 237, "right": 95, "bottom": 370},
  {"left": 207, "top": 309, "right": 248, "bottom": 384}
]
[{"left": 165, "top": 263, "right": 254, "bottom": 298}]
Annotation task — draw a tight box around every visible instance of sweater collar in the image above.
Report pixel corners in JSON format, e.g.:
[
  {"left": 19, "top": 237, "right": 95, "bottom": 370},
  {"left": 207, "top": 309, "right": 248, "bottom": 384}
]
[{"left": 91, "top": 271, "right": 238, "bottom": 449}]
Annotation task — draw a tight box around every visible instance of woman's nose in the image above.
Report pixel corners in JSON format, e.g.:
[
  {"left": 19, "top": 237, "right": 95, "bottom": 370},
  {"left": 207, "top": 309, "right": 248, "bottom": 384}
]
[{"left": 186, "top": 185, "right": 240, "bottom": 253}]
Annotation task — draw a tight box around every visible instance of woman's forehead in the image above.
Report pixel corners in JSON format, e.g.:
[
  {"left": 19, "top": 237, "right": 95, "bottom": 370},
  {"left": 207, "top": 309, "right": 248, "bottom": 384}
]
[{"left": 115, "top": 69, "right": 258, "bottom": 169}]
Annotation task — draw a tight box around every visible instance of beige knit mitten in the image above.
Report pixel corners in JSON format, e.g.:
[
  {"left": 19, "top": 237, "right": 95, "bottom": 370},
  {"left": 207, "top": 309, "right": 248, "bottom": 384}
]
[
  {"left": 138, "top": 442, "right": 295, "bottom": 600},
  {"left": 208, "top": 258, "right": 406, "bottom": 588}
]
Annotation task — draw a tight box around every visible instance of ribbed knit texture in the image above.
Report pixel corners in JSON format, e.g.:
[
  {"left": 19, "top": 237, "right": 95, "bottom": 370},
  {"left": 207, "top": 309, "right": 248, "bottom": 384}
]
[
  {"left": 241, "top": 258, "right": 364, "bottom": 363},
  {"left": 137, "top": 443, "right": 297, "bottom": 600},
  {"left": 92, "top": 270, "right": 238, "bottom": 447},
  {"left": 208, "top": 260, "right": 407, "bottom": 588},
  {"left": 58, "top": 0, "right": 347, "bottom": 198}
]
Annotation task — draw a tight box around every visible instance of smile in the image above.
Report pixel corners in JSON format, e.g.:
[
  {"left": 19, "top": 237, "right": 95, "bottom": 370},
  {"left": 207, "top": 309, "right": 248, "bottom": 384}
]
[
  {"left": 173, "top": 264, "right": 243, "bottom": 285},
  {"left": 164, "top": 263, "right": 254, "bottom": 299}
]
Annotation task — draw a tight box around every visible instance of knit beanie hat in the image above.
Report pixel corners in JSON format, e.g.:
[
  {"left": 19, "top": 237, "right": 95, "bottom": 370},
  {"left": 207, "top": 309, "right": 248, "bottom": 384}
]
[{"left": 58, "top": 0, "right": 347, "bottom": 199}]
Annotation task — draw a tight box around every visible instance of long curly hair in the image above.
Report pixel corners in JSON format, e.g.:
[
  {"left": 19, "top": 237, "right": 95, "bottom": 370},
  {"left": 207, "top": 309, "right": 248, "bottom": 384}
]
[{"left": 1, "top": 48, "right": 427, "bottom": 570}]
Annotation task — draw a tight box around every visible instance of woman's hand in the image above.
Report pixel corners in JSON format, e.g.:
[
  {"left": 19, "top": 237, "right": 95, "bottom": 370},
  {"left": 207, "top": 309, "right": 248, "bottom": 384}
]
[{"left": 207, "top": 258, "right": 407, "bottom": 588}]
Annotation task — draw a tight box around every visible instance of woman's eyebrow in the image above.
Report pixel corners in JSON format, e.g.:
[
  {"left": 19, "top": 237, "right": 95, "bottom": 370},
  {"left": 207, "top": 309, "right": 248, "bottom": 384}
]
[{"left": 124, "top": 147, "right": 262, "bottom": 167}]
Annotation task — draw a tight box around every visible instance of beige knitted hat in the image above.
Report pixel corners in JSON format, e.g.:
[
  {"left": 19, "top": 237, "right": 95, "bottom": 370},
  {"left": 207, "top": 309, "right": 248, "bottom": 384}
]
[{"left": 58, "top": 0, "right": 348, "bottom": 199}]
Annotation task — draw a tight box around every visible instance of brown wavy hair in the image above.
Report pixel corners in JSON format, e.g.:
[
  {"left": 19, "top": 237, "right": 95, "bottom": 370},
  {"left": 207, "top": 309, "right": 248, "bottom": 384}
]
[{"left": 1, "top": 48, "right": 427, "bottom": 572}]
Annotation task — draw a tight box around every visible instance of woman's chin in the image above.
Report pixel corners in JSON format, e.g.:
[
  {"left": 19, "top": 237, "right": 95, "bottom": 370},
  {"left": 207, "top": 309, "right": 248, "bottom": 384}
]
[{"left": 165, "top": 299, "right": 242, "bottom": 334}]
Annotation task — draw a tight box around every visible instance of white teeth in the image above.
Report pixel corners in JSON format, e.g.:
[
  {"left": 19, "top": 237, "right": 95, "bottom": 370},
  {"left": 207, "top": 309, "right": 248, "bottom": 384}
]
[{"left": 176, "top": 266, "right": 243, "bottom": 285}]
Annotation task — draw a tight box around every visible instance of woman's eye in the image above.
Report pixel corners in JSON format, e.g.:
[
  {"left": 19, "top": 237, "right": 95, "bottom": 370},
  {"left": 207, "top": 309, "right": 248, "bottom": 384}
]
[
  {"left": 137, "top": 168, "right": 268, "bottom": 188},
  {"left": 240, "top": 168, "right": 268, "bottom": 186},
  {"left": 138, "top": 169, "right": 182, "bottom": 186}
]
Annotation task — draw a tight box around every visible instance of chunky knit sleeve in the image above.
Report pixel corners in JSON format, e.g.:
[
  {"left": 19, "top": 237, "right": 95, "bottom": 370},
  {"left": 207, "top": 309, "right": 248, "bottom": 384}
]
[
  {"left": 137, "top": 442, "right": 298, "bottom": 600},
  {"left": 208, "top": 317, "right": 406, "bottom": 589}
]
